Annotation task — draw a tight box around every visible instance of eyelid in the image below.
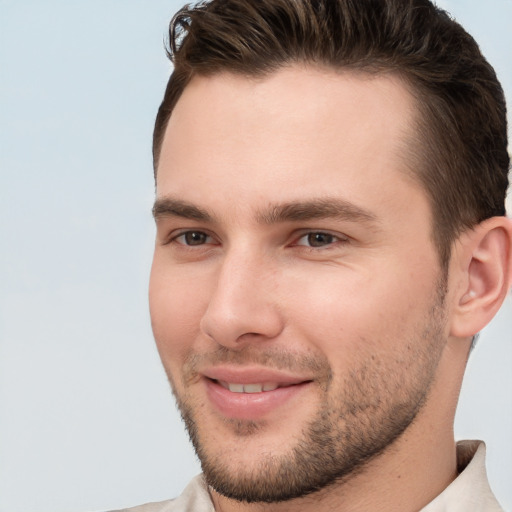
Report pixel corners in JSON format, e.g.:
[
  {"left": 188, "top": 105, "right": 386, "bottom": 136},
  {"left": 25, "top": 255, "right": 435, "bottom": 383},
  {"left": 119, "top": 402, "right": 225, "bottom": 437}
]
[
  {"left": 292, "top": 229, "right": 349, "bottom": 248},
  {"left": 165, "top": 228, "right": 217, "bottom": 246},
  {"left": 161, "top": 227, "right": 349, "bottom": 249}
]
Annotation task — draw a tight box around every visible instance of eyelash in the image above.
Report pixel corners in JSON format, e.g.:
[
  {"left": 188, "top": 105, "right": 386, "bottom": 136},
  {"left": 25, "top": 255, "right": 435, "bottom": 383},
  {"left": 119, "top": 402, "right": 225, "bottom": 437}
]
[
  {"left": 293, "top": 231, "right": 347, "bottom": 249},
  {"left": 169, "top": 230, "right": 347, "bottom": 250},
  {"left": 170, "top": 230, "right": 216, "bottom": 247}
]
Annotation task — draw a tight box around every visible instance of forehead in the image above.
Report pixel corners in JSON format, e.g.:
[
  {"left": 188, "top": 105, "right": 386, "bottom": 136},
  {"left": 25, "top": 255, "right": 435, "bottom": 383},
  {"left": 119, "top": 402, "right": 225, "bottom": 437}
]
[{"left": 157, "top": 66, "right": 424, "bottom": 221}]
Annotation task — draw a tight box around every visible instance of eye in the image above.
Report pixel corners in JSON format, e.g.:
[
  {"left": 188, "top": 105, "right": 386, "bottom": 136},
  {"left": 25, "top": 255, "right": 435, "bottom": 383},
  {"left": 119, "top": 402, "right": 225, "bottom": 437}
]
[
  {"left": 295, "top": 232, "right": 342, "bottom": 248},
  {"left": 174, "top": 231, "right": 213, "bottom": 246}
]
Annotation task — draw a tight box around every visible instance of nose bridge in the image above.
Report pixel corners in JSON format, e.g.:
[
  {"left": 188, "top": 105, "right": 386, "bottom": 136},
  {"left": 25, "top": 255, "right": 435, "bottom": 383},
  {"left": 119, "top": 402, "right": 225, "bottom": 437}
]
[{"left": 200, "top": 243, "right": 283, "bottom": 346}]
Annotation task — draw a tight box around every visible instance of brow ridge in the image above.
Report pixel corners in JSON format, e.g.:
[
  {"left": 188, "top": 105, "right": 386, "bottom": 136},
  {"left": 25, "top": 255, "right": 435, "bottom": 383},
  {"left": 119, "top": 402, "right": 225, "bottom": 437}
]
[
  {"left": 257, "top": 198, "right": 378, "bottom": 225},
  {"left": 152, "top": 198, "right": 213, "bottom": 222},
  {"left": 152, "top": 196, "right": 378, "bottom": 226}
]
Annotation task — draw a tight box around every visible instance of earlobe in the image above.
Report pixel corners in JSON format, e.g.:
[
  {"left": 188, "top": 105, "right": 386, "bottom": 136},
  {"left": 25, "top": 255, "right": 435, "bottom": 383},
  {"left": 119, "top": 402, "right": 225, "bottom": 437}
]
[{"left": 450, "top": 216, "right": 512, "bottom": 338}]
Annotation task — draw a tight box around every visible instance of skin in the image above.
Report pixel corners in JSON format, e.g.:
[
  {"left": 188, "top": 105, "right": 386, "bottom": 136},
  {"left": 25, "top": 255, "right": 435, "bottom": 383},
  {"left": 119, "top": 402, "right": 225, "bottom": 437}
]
[{"left": 149, "top": 66, "right": 496, "bottom": 512}]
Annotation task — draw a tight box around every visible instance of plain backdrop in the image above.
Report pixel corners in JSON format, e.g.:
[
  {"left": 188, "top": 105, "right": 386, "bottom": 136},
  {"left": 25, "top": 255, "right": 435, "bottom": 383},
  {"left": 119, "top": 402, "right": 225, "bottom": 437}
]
[{"left": 0, "top": 1, "right": 511, "bottom": 511}]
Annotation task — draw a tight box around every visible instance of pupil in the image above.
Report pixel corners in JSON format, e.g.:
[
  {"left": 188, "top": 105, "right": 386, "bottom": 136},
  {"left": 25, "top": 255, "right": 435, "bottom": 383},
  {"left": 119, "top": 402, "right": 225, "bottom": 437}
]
[
  {"left": 185, "top": 232, "right": 206, "bottom": 245},
  {"left": 308, "top": 233, "right": 333, "bottom": 247}
]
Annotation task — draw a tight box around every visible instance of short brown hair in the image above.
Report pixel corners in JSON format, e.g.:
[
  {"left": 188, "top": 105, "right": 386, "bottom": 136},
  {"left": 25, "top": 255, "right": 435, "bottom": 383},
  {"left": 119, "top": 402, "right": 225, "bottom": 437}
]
[{"left": 153, "top": 0, "right": 509, "bottom": 267}]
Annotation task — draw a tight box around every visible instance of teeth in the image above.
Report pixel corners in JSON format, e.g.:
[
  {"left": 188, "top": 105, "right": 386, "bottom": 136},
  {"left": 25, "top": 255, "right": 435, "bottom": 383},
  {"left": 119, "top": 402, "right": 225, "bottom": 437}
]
[
  {"left": 228, "top": 383, "right": 245, "bottom": 393},
  {"left": 243, "top": 384, "right": 263, "bottom": 393},
  {"left": 220, "top": 381, "right": 280, "bottom": 393}
]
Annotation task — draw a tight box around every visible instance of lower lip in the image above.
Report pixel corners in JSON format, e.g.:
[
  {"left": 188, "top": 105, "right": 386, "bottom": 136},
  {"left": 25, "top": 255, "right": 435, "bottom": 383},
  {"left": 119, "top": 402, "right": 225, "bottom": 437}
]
[{"left": 205, "top": 379, "right": 311, "bottom": 420}]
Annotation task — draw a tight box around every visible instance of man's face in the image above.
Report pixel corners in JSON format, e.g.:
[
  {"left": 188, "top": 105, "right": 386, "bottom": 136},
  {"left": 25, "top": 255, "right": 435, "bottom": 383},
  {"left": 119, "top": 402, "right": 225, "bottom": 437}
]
[{"left": 150, "top": 67, "right": 449, "bottom": 502}]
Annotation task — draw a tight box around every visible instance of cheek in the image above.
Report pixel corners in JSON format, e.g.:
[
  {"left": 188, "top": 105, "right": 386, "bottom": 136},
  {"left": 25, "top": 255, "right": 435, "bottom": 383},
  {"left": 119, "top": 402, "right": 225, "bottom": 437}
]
[
  {"left": 281, "top": 260, "right": 438, "bottom": 360},
  {"left": 149, "top": 260, "right": 210, "bottom": 364}
]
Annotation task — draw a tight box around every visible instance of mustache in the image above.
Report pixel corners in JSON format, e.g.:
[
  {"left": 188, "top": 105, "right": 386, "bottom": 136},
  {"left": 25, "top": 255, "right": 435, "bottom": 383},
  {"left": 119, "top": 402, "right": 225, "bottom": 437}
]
[{"left": 182, "top": 345, "right": 333, "bottom": 387}]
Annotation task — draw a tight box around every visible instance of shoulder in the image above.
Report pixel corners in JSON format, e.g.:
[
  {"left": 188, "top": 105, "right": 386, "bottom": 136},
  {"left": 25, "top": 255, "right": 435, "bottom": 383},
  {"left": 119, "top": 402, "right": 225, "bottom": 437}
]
[
  {"left": 107, "top": 475, "right": 214, "bottom": 512},
  {"left": 109, "top": 499, "right": 175, "bottom": 512},
  {"left": 421, "top": 441, "right": 504, "bottom": 512}
]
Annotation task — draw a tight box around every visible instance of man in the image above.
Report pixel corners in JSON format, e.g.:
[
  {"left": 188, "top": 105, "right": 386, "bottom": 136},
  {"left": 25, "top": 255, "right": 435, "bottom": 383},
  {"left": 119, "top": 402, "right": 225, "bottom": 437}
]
[{"left": 118, "top": 0, "right": 511, "bottom": 510}]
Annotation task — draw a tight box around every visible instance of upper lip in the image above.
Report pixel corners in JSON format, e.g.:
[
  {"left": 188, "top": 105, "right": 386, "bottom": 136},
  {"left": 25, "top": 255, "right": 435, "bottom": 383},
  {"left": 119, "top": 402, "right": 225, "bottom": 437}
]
[{"left": 201, "top": 366, "right": 312, "bottom": 386}]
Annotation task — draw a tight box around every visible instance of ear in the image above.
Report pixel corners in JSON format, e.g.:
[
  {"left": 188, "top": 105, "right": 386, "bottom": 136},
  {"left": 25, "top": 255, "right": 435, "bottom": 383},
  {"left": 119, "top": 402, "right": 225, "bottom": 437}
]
[{"left": 449, "top": 216, "right": 512, "bottom": 338}]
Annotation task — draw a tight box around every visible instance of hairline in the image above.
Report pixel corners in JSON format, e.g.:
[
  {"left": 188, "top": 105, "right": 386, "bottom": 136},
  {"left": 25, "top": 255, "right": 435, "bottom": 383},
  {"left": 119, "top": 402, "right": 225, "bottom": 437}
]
[{"left": 153, "top": 61, "right": 420, "bottom": 174}]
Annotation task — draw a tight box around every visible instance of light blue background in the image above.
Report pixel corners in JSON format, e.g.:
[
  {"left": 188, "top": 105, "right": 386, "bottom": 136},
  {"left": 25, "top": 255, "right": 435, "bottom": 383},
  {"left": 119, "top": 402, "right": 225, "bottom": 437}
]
[{"left": 0, "top": 1, "right": 510, "bottom": 511}]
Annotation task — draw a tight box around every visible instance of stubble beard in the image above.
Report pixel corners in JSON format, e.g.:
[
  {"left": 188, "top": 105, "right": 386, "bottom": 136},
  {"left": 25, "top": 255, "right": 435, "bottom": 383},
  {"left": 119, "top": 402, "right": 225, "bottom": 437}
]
[{"left": 168, "top": 282, "right": 448, "bottom": 504}]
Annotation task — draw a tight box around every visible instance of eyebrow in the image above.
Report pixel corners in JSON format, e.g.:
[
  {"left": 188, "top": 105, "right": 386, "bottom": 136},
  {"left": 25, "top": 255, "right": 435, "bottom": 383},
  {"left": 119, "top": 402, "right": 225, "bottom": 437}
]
[
  {"left": 257, "top": 198, "right": 378, "bottom": 225},
  {"left": 152, "top": 196, "right": 378, "bottom": 226},
  {"left": 152, "top": 198, "right": 213, "bottom": 222}
]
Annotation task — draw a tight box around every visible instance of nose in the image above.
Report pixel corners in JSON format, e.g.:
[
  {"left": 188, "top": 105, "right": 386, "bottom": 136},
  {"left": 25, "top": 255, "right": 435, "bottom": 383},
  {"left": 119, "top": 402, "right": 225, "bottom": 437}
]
[{"left": 199, "top": 249, "right": 284, "bottom": 348}]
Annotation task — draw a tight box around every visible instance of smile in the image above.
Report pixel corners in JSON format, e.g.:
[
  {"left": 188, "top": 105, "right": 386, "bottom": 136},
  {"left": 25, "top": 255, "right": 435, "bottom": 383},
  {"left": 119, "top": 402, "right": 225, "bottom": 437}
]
[
  {"left": 217, "top": 381, "right": 292, "bottom": 393},
  {"left": 203, "top": 374, "right": 313, "bottom": 420}
]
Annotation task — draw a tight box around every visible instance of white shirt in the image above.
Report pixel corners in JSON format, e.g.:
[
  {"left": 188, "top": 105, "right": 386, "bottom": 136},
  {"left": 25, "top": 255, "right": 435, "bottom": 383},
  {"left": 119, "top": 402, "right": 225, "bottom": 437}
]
[{"left": 112, "top": 441, "right": 503, "bottom": 512}]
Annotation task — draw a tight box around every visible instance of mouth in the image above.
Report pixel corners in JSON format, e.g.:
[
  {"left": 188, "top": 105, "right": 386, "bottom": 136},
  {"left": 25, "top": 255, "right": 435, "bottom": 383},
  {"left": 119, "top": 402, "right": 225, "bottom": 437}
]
[
  {"left": 215, "top": 380, "right": 298, "bottom": 393},
  {"left": 201, "top": 370, "right": 314, "bottom": 420}
]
